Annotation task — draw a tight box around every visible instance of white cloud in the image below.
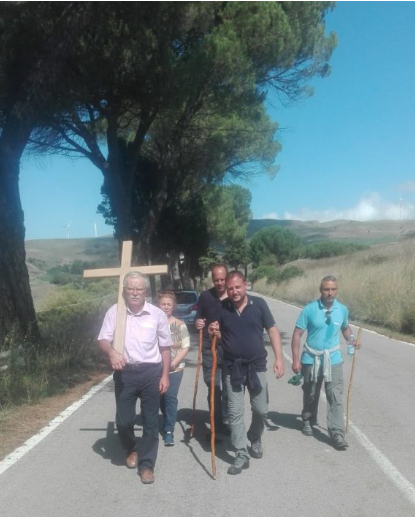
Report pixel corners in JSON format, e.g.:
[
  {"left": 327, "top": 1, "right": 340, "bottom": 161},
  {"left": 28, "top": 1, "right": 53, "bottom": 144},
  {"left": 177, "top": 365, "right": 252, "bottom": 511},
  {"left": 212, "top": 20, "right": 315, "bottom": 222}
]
[
  {"left": 399, "top": 180, "right": 415, "bottom": 193},
  {"left": 261, "top": 212, "right": 280, "bottom": 220},
  {"left": 262, "top": 193, "right": 415, "bottom": 222}
]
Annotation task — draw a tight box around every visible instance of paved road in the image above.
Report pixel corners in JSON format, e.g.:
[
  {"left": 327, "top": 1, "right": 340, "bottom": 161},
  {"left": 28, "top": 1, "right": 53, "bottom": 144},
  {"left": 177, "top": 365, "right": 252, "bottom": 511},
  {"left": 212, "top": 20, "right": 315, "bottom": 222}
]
[{"left": 1, "top": 294, "right": 415, "bottom": 517}]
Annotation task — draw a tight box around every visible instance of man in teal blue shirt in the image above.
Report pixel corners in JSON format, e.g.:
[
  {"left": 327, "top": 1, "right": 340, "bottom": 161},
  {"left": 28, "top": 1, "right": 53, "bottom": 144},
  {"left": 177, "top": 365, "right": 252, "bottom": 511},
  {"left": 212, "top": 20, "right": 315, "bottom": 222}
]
[{"left": 291, "top": 276, "right": 355, "bottom": 450}]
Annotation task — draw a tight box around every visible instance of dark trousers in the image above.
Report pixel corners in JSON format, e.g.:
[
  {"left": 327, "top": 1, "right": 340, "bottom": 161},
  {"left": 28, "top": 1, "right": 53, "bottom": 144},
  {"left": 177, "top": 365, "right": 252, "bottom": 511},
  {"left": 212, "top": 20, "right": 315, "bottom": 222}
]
[
  {"left": 114, "top": 363, "right": 162, "bottom": 471},
  {"left": 202, "top": 345, "right": 227, "bottom": 431}
]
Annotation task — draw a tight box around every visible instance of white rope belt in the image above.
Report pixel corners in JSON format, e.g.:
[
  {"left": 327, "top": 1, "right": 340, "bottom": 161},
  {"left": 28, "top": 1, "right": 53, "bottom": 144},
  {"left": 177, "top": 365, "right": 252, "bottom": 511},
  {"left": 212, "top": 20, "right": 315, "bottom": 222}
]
[{"left": 304, "top": 343, "right": 340, "bottom": 383}]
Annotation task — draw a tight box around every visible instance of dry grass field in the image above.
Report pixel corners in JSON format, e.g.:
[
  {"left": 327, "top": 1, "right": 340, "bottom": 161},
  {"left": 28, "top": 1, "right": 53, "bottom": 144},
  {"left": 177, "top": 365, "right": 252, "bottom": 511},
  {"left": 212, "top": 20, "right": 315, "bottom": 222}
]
[{"left": 253, "top": 237, "right": 415, "bottom": 339}]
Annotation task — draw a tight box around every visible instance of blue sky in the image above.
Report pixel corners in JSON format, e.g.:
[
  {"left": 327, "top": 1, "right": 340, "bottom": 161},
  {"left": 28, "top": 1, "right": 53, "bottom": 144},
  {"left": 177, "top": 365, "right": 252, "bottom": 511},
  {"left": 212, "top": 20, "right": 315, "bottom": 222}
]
[{"left": 20, "top": 2, "right": 415, "bottom": 240}]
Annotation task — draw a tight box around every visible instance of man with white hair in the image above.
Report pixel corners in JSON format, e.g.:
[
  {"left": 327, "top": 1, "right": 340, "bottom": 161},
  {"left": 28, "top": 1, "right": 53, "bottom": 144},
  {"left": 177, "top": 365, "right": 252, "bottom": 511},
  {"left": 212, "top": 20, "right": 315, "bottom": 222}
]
[{"left": 98, "top": 272, "right": 171, "bottom": 484}]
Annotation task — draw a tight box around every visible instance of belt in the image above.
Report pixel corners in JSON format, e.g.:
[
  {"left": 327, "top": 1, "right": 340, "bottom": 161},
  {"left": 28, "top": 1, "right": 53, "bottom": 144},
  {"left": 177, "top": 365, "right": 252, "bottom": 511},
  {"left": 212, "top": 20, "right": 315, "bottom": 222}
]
[{"left": 124, "top": 362, "right": 161, "bottom": 370}]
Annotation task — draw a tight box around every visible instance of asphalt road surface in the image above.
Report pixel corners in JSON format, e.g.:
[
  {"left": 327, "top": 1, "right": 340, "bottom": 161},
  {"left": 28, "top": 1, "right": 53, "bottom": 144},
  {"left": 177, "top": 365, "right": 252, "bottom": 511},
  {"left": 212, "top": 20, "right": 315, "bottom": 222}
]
[{"left": 1, "top": 293, "right": 415, "bottom": 517}]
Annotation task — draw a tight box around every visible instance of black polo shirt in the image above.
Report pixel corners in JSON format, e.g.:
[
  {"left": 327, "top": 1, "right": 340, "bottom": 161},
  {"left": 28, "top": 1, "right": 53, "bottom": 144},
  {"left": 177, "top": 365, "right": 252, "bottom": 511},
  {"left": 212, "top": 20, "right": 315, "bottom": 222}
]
[
  {"left": 219, "top": 295, "right": 275, "bottom": 372},
  {"left": 196, "top": 287, "right": 227, "bottom": 349}
]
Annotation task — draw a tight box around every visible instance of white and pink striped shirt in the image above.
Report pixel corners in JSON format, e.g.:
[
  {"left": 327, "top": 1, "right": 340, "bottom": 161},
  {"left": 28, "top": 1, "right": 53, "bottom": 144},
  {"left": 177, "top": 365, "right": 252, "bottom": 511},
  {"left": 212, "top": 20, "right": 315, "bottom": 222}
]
[{"left": 98, "top": 301, "right": 172, "bottom": 364}]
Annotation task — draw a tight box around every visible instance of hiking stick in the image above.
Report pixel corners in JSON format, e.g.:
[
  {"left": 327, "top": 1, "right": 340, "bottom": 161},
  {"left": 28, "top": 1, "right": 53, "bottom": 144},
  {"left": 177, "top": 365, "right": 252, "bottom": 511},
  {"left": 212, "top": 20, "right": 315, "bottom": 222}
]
[
  {"left": 190, "top": 329, "right": 203, "bottom": 438},
  {"left": 346, "top": 327, "right": 362, "bottom": 433},
  {"left": 210, "top": 334, "right": 218, "bottom": 480}
]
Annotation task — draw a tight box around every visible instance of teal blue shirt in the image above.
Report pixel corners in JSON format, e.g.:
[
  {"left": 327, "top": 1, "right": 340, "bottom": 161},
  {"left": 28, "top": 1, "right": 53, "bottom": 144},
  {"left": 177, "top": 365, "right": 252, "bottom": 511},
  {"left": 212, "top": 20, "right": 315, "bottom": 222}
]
[{"left": 296, "top": 298, "right": 349, "bottom": 366}]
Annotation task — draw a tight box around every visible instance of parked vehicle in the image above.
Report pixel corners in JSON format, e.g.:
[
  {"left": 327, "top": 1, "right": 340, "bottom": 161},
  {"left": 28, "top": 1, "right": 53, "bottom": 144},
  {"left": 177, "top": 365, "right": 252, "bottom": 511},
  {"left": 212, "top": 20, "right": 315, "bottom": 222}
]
[{"left": 172, "top": 290, "right": 199, "bottom": 327}]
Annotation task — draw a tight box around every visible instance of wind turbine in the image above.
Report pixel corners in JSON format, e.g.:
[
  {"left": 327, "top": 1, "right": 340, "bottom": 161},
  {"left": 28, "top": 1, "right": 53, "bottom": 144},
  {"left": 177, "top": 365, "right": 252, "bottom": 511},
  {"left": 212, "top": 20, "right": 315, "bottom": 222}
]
[
  {"left": 63, "top": 221, "right": 72, "bottom": 239},
  {"left": 91, "top": 220, "right": 98, "bottom": 238}
]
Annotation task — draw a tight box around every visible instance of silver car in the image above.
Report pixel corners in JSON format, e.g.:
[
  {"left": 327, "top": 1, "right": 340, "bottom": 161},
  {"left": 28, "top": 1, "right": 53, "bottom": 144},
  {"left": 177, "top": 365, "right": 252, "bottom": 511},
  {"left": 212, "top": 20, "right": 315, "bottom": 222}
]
[{"left": 172, "top": 290, "right": 199, "bottom": 327}]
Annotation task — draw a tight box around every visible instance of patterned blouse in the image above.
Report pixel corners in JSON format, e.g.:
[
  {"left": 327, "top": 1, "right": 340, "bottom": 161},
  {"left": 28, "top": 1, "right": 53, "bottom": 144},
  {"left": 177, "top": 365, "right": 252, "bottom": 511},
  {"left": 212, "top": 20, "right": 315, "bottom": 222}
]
[{"left": 169, "top": 319, "right": 190, "bottom": 372}]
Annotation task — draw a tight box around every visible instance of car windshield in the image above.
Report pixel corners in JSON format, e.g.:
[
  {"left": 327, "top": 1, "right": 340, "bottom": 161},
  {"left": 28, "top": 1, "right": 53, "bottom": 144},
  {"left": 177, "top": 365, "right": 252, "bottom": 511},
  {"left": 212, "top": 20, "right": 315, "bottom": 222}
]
[{"left": 174, "top": 292, "right": 197, "bottom": 304}]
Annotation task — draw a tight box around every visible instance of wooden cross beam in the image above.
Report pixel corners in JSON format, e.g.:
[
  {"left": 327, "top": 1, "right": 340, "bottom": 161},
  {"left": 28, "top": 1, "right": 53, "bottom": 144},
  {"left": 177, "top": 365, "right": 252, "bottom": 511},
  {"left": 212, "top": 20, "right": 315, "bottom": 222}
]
[{"left": 83, "top": 240, "right": 167, "bottom": 355}]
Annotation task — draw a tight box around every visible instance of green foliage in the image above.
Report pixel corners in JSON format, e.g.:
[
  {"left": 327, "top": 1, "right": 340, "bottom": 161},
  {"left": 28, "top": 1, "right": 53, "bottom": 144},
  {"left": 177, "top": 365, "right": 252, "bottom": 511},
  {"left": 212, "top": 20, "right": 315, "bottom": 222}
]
[
  {"left": 38, "top": 288, "right": 113, "bottom": 355},
  {"left": 250, "top": 265, "right": 276, "bottom": 283},
  {"left": 0, "top": 280, "right": 117, "bottom": 407},
  {"left": 300, "top": 241, "right": 367, "bottom": 259},
  {"left": 204, "top": 185, "right": 252, "bottom": 247},
  {"left": 35, "top": 1, "right": 335, "bottom": 255},
  {"left": 223, "top": 241, "right": 252, "bottom": 270},
  {"left": 150, "top": 192, "right": 210, "bottom": 281},
  {"left": 27, "top": 257, "right": 48, "bottom": 270},
  {"left": 250, "top": 226, "right": 302, "bottom": 267},
  {"left": 266, "top": 266, "right": 304, "bottom": 285},
  {"left": 0, "top": 1, "right": 337, "bottom": 350},
  {"left": 401, "top": 308, "right": 415, "bottom": 335},
  {"left": 45, "top": 260, "right": 111, "bottom": 286},
  {"left": 198, "top": 248, "right": 221, "bottom": 278}
]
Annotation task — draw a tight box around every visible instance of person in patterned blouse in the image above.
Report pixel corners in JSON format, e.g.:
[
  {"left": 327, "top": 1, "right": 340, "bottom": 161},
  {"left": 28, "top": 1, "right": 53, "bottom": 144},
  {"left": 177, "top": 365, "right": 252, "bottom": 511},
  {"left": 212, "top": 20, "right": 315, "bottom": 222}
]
[{"left": 158, "top": 291, "right": 190, "bottom": 446}]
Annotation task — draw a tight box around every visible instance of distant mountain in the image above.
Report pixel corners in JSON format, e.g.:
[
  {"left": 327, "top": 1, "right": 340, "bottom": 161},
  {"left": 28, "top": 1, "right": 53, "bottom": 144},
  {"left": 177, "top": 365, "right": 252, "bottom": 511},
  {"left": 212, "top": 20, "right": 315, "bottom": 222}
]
[
  {"left": 25, "top": 222, "right": 415, "bottom": 307},
  {"left": 25, "top": 236, "right": 118, "bottom": 269},
  {"left": 25, "top": 236, "right": 119, "bottom": 307},
  {"left": 247, "top": 219, "right": 415, "bottom": 245}
]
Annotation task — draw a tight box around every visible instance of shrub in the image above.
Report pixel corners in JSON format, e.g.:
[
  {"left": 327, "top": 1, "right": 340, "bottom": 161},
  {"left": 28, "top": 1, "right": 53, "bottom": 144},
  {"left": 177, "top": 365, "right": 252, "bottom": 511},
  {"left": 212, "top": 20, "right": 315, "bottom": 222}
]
[
  {"left": 27, "top": 257, "right": 48, "bottom": 270},
  {"left": 401, "top": 308, "right": 415, "bottom": 335},
  {"left": 250, "top": 265, "right": 276, "bottom": 282},
  {"left": 301, "top": 241, "right": 367, "bottom": 260},
  {"left": 267, "top": 265, "right": 304, "bottom": 285},
  {"left": 250, "top": 226, "right": 302, "bottom": 267},
  {"left": 0, "top": 278, "right": 117, "bottom": 408}
]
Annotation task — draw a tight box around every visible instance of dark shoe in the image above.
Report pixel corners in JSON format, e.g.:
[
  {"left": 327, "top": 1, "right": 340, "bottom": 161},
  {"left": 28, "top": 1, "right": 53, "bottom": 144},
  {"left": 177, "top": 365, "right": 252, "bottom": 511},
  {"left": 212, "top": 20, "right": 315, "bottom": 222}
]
[
  {"left": 302, "top": 421, "right": 313, "bottom": 436},
  {"left": 164, "top": 432, "right": 174, "bottom": 447},
  {"left": 332, "top": 434, "right": 349, "bottom": 450},
  {"left": 227, "top": 455, "right": 250, "bottom": 475},
  {"left": 125, "top": 451, "right": 138, "bottom": 469},
  {"left": 249, "top": 439, "right": 263, "bottom": 459},
  {"left": 139, "top": 469, "right": 155, "bottom": 484}
]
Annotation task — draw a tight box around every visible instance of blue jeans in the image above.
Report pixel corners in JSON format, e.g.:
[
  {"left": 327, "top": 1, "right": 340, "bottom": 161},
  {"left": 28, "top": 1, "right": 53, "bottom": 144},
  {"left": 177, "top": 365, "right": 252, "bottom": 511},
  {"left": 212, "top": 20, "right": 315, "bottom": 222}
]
[{"left": 160, "top": 370, "right": 183, "bottom": 434}]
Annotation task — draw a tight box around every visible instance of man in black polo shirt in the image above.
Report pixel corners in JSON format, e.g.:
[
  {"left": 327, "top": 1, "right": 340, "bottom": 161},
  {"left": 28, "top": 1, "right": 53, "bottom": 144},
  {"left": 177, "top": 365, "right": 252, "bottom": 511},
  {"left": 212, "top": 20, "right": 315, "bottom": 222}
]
[
  {"left": 195, "top": 263, "right": 228, "bottom": 437},
  {"left": 209, "top": 271, "right": 285, "bottom": 475}
]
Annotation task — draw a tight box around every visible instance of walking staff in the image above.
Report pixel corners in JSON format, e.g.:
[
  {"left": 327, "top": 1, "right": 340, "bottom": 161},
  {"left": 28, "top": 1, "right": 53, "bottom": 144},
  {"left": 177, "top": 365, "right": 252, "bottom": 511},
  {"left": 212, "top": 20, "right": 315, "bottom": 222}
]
[
  {"left": 346, "top": 327, "right": 362, "bottom": 433},
  {"left": 190, "top": 329, "right": 204, "bottom": 438}
]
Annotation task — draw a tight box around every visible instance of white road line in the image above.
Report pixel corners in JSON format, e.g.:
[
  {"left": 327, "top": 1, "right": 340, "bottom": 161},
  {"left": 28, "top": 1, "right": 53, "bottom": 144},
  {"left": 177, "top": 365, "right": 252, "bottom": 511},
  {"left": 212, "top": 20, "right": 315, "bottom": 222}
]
[
  {"left": 282, "top": 350, "right": 415, "bottom": 507},
  {"left": 0, "top": 375, "right": 113, "bottom": 476},
  {"left": 350, "top": 423, "right": 415, "bottom": 505}
]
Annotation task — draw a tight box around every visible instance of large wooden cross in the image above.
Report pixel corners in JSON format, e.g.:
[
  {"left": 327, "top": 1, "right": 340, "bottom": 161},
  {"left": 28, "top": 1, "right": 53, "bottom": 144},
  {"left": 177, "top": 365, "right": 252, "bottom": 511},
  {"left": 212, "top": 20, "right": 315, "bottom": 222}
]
[{"left": 83, "top": 240, "right": 167, "bottom": 355}]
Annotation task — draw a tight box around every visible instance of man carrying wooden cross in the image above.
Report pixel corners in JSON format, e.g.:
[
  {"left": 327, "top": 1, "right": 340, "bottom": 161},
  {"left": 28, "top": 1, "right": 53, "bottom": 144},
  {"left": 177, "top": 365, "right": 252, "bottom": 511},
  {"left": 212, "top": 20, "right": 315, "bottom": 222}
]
[{"left": 98, "top": 271, "right": 172, "bottom": 485}]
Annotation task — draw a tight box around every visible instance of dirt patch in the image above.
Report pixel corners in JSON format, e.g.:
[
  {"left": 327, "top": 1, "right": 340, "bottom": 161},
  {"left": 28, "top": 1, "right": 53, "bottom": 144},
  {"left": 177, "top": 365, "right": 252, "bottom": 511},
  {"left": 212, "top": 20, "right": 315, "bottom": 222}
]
[{"left": 0, "top": 371, "right": 110, "bottom": 461}]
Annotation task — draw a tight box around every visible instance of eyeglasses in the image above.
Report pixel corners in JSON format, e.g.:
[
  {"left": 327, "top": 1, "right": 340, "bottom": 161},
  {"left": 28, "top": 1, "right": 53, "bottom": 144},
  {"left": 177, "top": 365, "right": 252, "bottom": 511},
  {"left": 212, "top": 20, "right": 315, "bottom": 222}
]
[
  {"left": 325, "top": 310, "right": 332, "bottom": 324},
  {"left": 125, "top": 287, "right": 146, "bottom": 293}
]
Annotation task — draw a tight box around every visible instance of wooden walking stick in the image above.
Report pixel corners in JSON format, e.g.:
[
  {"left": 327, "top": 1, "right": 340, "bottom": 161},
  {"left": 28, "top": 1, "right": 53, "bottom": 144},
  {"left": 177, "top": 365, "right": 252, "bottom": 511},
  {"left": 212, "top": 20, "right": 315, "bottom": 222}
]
[
  {"left": 346, "top": 327, "right": 362, "bottom": 433},
  {"left": 210, "top": 334, "right": 218, "bottom": 480},
  {"left": 190, "top": 329, "right": 204, "bottom": 438}
]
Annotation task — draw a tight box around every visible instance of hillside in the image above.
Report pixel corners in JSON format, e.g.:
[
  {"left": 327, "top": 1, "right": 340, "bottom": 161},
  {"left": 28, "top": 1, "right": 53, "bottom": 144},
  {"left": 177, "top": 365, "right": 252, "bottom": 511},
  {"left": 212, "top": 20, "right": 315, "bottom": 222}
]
[
  {"left": 247, "top": 218, "right": 415, "bottom": 245},
  {"left": 26, "top": 236, "right": 118, "bottom": 307},
  {"left": 25, "top": 219, "right": 415, "bottom": 307}
]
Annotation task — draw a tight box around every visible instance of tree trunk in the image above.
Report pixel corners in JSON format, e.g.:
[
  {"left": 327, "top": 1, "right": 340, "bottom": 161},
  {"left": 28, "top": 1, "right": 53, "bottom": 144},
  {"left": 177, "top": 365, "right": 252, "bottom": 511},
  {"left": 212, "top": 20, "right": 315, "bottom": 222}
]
[
  {"left": 135, "top": 167, "right": 169, "bottom": 265},
  {"left": 0, "top": 118, "right": 40, "bottom": 348}
]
